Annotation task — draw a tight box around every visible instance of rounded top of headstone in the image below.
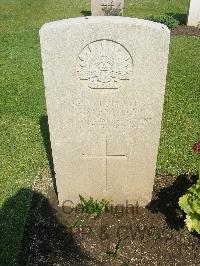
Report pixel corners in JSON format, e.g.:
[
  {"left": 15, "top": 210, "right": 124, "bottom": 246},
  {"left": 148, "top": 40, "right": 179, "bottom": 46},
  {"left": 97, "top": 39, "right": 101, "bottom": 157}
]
[{"left": 40, "top": 16, "right": 170, "bottom": 36}]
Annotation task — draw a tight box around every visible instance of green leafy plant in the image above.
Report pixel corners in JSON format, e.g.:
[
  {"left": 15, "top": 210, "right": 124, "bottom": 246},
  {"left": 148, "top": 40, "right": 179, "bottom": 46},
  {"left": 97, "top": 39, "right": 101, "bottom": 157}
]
[
  {"left": 179, "top": 141, "right": 200, "bottom": 234},
  {"left": 76, "top": 195, "right": 110, "bottom": 216},
  {"left": 145, "top": 15, "right": 179, "bottom": 29}
]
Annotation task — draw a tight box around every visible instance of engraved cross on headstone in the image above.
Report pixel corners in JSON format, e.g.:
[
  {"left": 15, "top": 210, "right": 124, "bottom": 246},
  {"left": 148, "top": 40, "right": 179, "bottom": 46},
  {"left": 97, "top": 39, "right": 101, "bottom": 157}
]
[{"left": 82, "top": 136, "right": 127, "bottom": 190}]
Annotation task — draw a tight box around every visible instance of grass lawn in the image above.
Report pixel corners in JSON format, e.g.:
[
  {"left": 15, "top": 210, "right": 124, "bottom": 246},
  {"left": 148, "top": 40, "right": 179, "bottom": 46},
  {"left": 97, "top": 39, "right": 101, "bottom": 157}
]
[
  {"left": 0, "top": 0, "right": 199, "bottom": 265},
  {"left": 125, "top": 0, "right": 190, "bottom": 19}
]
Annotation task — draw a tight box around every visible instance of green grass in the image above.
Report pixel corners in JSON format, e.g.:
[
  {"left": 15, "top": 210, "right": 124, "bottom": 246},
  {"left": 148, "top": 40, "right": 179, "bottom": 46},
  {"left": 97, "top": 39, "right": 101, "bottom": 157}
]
[
  {"left": 0, "top": 0, "right": 199, "bottom": 265},
  {"left": 157, "top": 36, "right": 200, "bottom": 175},
  {"left": 125, "top": 0, "right": 190, "bottom": 21}
]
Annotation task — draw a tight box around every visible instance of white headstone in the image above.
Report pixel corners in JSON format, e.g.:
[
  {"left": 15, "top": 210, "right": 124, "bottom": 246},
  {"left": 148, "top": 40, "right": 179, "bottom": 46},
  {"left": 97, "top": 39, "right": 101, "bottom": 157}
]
[
  {"left": 188, "top": 0, "right": 200, "bottom": 27},
  {"left": 91, "top": 0, "right": 124, "bottom": 16},
  {"left": 40, "top": 17, "right": 170, "bottom": 207}
]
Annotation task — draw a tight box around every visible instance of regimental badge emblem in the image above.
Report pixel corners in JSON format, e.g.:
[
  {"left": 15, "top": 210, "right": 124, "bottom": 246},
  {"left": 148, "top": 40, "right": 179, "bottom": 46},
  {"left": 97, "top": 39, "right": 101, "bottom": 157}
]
[{"left": 77, "top": 40, "right": 133, "bottom": 89}]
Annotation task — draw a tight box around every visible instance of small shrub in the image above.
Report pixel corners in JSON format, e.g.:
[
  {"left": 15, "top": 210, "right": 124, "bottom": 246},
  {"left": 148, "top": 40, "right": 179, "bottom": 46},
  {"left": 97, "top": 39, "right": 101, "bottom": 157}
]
[
  {"left": 77, "top": 195, "right": 110, "bottom": 216},
  {"left": 179, "top": 179, "right": 200, "bottom": 234},
  {"left": 179, "top": 140, "right": 200, "bottom": 234},
  {"left": 145, "top": 15, "right": 179, "bottom": 29}
]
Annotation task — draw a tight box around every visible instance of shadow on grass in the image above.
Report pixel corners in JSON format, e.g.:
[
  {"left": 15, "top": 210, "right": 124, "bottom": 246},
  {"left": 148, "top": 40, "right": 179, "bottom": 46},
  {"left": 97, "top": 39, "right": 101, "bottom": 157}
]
[
  {"left": 147, "top": 174, "right": 198, "bottom": 231},
  {"left": 16, "top": 188, "right": 99, "bottom": 265},
  {"left": 0, "top": 188, "right": 32, "bottom": 266},
  {"left": 166, "top": 12, "right": 188, "bottom": 25},
  {"left": 81, "top": 10, "right": 91, "bottom": 16},
  {"left": 40, "top": 115, "right": 57, "bottom": 195}
]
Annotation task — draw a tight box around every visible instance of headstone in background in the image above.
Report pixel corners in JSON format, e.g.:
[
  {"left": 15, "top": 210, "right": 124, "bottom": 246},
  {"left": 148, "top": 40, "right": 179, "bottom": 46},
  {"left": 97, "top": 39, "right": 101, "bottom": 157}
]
[
  {"left": 187, "top": 0, "right": 200, "bottom": 27},
  {"left": 40, "top": 17, "right": 170, "bottom": 207},
  {"left": 91, "top": 0, "right": 124, "bottom": 16}
]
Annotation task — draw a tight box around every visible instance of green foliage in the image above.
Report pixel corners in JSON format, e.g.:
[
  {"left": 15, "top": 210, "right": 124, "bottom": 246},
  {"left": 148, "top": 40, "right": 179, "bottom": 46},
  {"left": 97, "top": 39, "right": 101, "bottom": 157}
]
[
  {"left": 145, "top": 15, "right": 179, "bottom": 29},
  {"left": 179, "top": 179, "right": 200, "bottom": 234},
  {"left": 77, "top": 195, "right": 110, "bottom": 216}
]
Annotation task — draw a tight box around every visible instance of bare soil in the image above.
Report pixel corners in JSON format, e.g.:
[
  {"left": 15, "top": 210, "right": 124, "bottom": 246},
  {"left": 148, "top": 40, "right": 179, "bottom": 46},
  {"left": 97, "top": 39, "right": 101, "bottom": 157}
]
[
  {"left": 171, "top": 25, "right": 200, "bottom": 36},
  {"left": 18, "top": 174, "right": 200, "bottom": 265}
]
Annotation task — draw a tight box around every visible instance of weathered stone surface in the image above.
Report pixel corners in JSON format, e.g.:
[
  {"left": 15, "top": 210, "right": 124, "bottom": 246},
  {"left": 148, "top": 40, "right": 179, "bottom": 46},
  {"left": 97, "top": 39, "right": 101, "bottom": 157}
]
[
  {"left": 188, "top": 0, "right": 200, "bottom": 27},
  {"left": 40, "top": 17, "right": 170, "bottom": 207},
  {"left": 91, "top": 0, "right": 124, "bottom": 16}
]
